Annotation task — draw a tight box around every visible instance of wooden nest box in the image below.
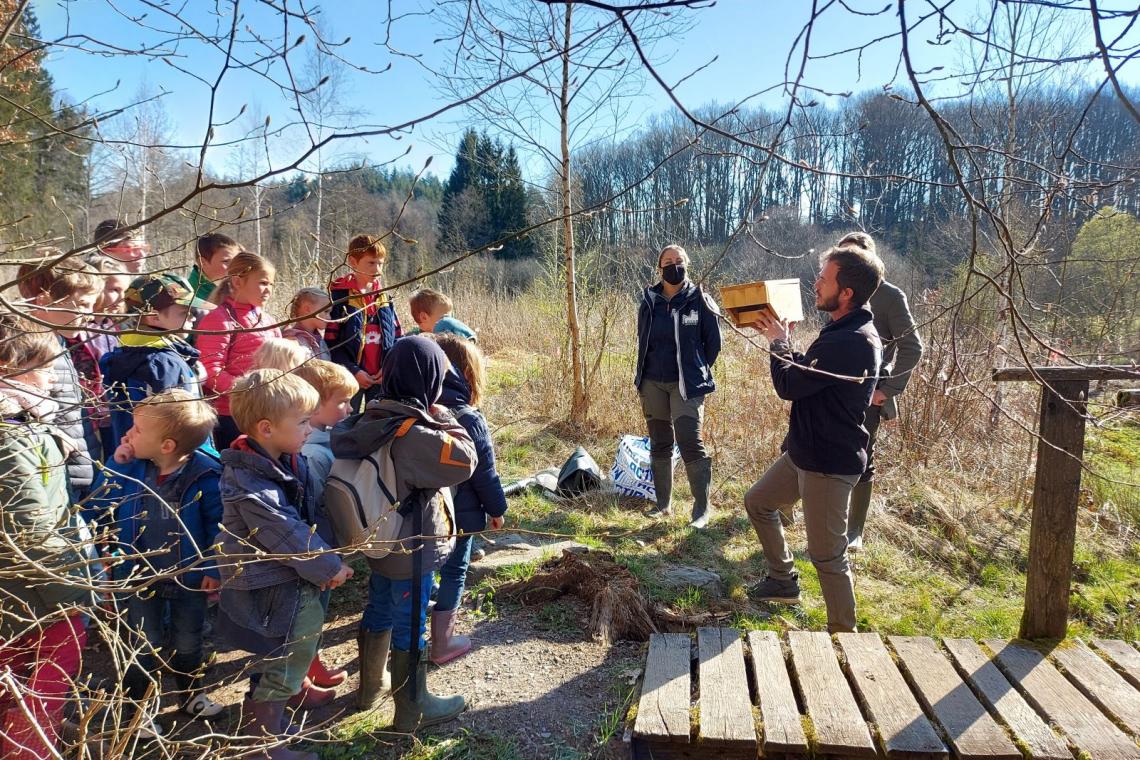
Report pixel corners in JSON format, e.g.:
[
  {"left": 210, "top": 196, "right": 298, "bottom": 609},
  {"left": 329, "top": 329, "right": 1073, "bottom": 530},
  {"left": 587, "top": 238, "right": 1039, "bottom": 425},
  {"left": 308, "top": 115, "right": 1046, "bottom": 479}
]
[{"left": 719, "top": 279, "right": 805, "bottom": 328}]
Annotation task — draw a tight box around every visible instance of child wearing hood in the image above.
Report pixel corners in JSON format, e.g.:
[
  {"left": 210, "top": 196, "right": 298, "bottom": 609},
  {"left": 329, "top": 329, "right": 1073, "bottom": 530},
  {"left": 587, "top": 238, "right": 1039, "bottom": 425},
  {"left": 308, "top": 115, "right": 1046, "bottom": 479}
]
[{"left": 331, "top": 336, "right": 476, "bottom": 730}]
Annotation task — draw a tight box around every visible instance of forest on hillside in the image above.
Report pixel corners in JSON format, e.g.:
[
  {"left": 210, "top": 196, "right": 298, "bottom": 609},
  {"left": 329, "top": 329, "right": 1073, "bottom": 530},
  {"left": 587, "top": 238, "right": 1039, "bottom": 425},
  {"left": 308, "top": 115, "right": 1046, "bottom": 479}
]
[
  {"left": 1, "top": 2, "right": 1138, "bottom": 758},
  {"left": 3, "top": 0, "right": 1137, "bottom": 368}
]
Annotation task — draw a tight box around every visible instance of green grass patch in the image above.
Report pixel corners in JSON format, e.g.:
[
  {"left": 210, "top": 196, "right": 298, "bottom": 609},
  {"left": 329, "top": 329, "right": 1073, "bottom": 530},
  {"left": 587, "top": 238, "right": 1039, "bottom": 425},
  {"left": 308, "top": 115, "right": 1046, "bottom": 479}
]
[{"left": 1085, "top": 422, "right": 1140, "bottom": 526}]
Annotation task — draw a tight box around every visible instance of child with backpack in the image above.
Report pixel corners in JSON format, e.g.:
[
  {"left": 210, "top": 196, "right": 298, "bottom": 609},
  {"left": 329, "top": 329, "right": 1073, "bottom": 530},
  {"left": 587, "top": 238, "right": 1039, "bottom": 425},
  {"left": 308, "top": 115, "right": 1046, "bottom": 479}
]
[
  {"left": 430, "top": 334, "right": 506, "bottom": 664},
  {"left": 0, "top": 314, "right": 92, "bottom": 760},
  {"left": 328, "top": 336, "right": 475, "bottom": 727},
  {"left": 196, "top": 251, "right": 282, "bottom": 449},
  {"left": 215, "top": 370, "right": 352, "bottom": 759},
  {"left": 98, "top": 389, "right": 224, "bottom": 723}
]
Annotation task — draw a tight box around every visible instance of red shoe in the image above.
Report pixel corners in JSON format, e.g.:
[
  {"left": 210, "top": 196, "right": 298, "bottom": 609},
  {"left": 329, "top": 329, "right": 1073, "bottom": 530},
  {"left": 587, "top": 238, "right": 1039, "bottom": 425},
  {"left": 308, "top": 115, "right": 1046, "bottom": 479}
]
[
  {"left": 307, "top": 655, "right": 347, "bottom": 688},
  {"left": 286, "top": 676, "right": 336, "bottom": 710}
]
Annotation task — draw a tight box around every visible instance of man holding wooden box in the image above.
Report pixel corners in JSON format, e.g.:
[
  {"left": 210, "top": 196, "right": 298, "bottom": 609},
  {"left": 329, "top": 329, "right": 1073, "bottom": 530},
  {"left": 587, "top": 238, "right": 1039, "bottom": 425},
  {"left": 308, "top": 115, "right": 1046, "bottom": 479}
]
[{"left": 744, "top": 245, "right": 883, "bottom": 633}]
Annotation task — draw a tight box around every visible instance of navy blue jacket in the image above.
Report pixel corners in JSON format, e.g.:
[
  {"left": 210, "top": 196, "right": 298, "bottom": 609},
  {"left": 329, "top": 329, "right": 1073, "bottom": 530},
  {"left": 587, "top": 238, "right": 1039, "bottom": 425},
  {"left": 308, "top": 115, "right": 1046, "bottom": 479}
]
[
  {"left": 438, "top": 370, "right": 508, "bottom": 533},
  {"left": 93, "top": 449, "right": 223, "bottom": 589},
  {"left": 770, "top": 307, "right": 882, "bottom": 476},
  {"left": 100, "top": 338, "right": 202, "bottom": 446},
  {"left": 634, "top": 281, "right": 722, "bottom": 400}
]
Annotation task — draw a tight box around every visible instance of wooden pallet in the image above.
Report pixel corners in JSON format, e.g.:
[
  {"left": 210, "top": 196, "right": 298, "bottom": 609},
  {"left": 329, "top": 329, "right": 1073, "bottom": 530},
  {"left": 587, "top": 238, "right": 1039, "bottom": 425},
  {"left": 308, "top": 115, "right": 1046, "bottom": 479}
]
[{"left": 630, "top": 628, "right": 1140, "bottom": 759}]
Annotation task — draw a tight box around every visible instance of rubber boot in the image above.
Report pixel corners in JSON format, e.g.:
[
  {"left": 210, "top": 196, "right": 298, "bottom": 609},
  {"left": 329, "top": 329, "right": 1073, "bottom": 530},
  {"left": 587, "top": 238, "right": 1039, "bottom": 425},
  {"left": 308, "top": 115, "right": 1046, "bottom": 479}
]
[
  {"left": 429, "top": 608, "right": 472, "bottom": 665},
  {"left": 685, "top": 457, "right": 713, "bottom": 529},
  {"left": 285, "top": 677, "right": 335, "bottom": 710},
  {"left": 242, "top": 696, "right": 299, "bottom": 739},
  {"left": 248, "top": 700, "right": 317, "bottom": 760},
  {"left": 647, "top": 457, "right": 673, "bottom": 518},
  {"left": 846, "top": 481, "right": 873, "bottom": 551},
  {"left": 356, "top": 628, "right": 392, "bottom": 712},
  {"left": 306, "top": 654, "right": 347, "bottom": 688},
  {"left": 390, "top": 648, "right": 465, "bottom": 732}
]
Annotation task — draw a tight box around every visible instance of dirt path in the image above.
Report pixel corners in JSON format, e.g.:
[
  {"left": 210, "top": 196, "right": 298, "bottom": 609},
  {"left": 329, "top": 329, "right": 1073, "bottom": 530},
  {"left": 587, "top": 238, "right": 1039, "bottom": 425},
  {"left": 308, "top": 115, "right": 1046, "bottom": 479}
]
[
  {"left": 292, "top": 598, "right": 642, "bottom": 759},
  {"left": 144, "top": 591, "right": 642, "bottom": 759}
]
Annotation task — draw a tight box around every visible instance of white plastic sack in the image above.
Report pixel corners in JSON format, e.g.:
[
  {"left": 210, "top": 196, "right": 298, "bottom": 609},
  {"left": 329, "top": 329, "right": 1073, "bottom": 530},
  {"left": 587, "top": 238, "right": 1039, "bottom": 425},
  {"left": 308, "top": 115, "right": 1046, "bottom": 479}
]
[{"left": 611, "top": 435, "right": 678, "bottom": 501}]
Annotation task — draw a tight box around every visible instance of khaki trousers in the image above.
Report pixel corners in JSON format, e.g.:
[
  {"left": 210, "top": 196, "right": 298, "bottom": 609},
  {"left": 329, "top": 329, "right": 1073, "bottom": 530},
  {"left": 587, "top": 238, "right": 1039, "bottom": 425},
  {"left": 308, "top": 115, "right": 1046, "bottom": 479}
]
[{"left": 744, "top": 453, "right": 859, "bottom": 632}]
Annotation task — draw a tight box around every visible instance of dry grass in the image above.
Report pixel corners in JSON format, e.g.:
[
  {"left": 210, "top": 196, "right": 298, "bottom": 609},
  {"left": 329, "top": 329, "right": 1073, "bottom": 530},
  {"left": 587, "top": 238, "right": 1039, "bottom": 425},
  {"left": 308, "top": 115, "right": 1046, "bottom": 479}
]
[
  {"left": 444, "top": 283, "right": 1139, "bottom": 640},
  {"left": 259, "top": 271, "right": 1138, "bottom": 638}
]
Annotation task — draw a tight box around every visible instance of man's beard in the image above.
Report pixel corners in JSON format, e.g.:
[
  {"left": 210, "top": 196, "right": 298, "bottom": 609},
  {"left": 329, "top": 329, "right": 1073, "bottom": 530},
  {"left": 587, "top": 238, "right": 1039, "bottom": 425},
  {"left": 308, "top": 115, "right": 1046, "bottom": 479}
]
[{"left": 815, "top": 292, "right": 840, "bottom": 313}]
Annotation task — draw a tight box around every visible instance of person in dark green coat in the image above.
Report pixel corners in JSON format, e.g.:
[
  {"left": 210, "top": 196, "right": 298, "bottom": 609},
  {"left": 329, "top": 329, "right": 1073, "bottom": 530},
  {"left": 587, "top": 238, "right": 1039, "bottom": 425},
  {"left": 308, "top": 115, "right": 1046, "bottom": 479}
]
[{"left": 835, "top": 232, "right": 924, "bottom": 550}]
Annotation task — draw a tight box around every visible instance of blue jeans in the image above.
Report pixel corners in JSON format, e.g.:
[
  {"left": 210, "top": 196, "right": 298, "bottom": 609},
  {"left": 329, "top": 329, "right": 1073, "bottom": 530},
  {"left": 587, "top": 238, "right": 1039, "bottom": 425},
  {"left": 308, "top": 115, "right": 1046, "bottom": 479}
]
[
  {"left": 361, "top": 571, "right": 434, "bottom": 650},
  {"left": 124, "top": 585, "right": 208, "bottom": 699},
  {"left": 435, "top": 536, "right": 473, "bottom": 613}
]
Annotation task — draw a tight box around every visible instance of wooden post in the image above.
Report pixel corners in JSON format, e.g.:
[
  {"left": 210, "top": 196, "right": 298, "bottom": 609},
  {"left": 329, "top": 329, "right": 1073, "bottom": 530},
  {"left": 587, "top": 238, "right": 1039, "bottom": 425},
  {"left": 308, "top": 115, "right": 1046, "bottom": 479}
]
[
  {"left": 1020, "top": 379, "right": 1087, "bottom": 639},
  {"left": 992, "top": 365, "right": 1139, "bottom": 640}
]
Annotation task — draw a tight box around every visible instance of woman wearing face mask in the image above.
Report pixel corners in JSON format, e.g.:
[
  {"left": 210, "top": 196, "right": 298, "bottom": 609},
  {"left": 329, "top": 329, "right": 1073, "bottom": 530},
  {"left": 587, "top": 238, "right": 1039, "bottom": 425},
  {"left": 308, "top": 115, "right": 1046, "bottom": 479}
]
[{"left": 634, "top": 245, "right": 722, "bottom": 528}]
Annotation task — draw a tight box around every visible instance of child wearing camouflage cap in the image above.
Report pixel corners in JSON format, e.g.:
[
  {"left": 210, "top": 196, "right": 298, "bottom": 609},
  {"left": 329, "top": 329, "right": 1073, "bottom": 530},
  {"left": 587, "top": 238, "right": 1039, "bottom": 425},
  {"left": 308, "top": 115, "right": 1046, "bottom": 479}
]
[{"left": 98, "top": 273, "right": 210, "bottom": 448}]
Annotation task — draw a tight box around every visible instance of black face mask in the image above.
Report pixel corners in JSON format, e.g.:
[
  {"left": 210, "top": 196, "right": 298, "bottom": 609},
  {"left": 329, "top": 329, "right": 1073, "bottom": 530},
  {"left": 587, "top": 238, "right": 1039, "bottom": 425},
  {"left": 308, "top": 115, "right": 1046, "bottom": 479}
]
[{"left": 662, "top": 263, "right": 686, "bottom": 285}]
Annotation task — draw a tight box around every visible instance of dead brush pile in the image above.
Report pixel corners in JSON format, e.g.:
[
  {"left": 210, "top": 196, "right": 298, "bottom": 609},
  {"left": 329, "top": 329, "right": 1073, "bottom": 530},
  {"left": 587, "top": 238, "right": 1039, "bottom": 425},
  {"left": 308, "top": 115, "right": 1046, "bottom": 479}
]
[
  {"left": 497, "top": 549, "right": 739, "bottom": 642},
  {"left": 498, "top": 549, "right": 657, "bottom": 643}
]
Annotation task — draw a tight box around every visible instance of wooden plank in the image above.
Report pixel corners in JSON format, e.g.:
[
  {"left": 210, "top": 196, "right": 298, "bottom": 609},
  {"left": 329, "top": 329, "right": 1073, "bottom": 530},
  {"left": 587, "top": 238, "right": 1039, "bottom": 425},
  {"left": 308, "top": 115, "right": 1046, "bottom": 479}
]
[
  {"left": 633, "top": 633, "right": 691, "bottom": 743},
  {"left": 838, "top": 633, "right": 948, "bottom": 759},
  {"left": 696, "top": 627, "right": 756, "bottom": 749},
  {"left": 787, "top": 630, "right": 876, "bottom": 757},
  {"left": 1094, "top": 640, "right": 1140, "bottom": 689},
  {"left": 986, "top": 639, "right": 1140, "bottom": 759},
  {"left": 1052, "top": 642, "right": 1140, "bottom": 737},
  {"left": 748, "top": 630, "right": 809, "bottom": 756},
  {"left": 890, "top": 636, "right": 1021, "bottom": 760},
  {"left": 1019, "top": 380, "right": 1088, "bottom": 639},
  {"left": 993, "top": 365, "right": 1140, "bottom": 382},
  {"left": 943, "top": 638, "right": 1071, "bottom": 760}
]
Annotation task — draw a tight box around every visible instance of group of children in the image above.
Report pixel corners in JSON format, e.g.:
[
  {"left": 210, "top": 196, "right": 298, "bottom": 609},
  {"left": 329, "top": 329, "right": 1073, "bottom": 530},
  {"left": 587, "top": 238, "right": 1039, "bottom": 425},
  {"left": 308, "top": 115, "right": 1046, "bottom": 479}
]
[{"left": 0, "top": 223, "right": 502, "bottom": 760}]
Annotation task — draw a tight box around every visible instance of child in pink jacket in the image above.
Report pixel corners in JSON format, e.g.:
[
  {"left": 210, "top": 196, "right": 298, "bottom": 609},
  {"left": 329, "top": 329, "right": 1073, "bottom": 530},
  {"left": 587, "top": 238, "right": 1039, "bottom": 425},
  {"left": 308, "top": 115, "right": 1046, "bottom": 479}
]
[{"left": 196, "top": 250, "right": 282, "bottom": 448}]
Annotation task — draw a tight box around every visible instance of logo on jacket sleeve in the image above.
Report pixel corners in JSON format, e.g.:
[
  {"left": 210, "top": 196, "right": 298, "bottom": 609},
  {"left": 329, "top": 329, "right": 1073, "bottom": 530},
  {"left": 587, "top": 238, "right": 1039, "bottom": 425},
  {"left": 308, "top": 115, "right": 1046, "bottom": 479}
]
[{"left": 682, "top": 310, "right": 699, "bottom": 326}]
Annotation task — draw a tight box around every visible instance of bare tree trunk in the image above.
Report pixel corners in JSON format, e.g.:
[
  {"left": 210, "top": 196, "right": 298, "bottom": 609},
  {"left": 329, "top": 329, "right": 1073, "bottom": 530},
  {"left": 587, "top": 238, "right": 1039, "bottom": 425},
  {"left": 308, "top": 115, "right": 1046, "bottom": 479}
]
[
  {"left": 561, "top": 3, "right": 587, "bottom": 428},
  {"left": 314, "top": 161, "right": 323, "bottom": 270},
  {"left": 991, "top": 5, "right": 1022, "bottom": 431},
  {"left": 254, "top": 183, "right": 263, "bottom": 253}
]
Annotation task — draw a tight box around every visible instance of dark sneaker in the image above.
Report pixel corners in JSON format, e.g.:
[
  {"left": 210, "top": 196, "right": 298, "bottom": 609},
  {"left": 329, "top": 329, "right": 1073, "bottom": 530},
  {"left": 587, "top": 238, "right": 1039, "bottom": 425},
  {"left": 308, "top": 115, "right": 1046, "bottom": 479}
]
[
  {"left": 646, "top": 505, "right": 673, "bottom": 519},
  {"left": 749, "top": 575, "right": 802, "bottom": 604}
]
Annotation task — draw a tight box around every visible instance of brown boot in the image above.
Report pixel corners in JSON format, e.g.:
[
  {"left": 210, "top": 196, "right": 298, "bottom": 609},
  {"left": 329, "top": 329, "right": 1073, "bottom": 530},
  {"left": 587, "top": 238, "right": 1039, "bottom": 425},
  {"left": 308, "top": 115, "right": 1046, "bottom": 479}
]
[{"left": 247, "top": 700, "right": 316, "bottom": 760}]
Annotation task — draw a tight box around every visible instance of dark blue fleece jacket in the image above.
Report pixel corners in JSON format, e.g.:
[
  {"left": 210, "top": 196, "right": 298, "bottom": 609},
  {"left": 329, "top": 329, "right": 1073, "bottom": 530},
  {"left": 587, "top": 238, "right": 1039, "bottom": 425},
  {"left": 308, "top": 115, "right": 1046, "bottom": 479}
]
[
  {"left": 437, "top": 370, "right": 508, "bottom": 533},
  {"left": 634, "top": 281, "right": 722, "bottom": 400},
  {"left": 93, "top": 449, "right": 223, "bottom": 589}
]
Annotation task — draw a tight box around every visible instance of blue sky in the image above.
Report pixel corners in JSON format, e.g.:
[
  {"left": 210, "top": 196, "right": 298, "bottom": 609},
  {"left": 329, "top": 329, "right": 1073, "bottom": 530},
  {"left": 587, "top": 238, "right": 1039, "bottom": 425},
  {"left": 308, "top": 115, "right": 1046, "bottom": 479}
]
[{"left": 34, "top": 0, "right": 1139, "bottom": 183}]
